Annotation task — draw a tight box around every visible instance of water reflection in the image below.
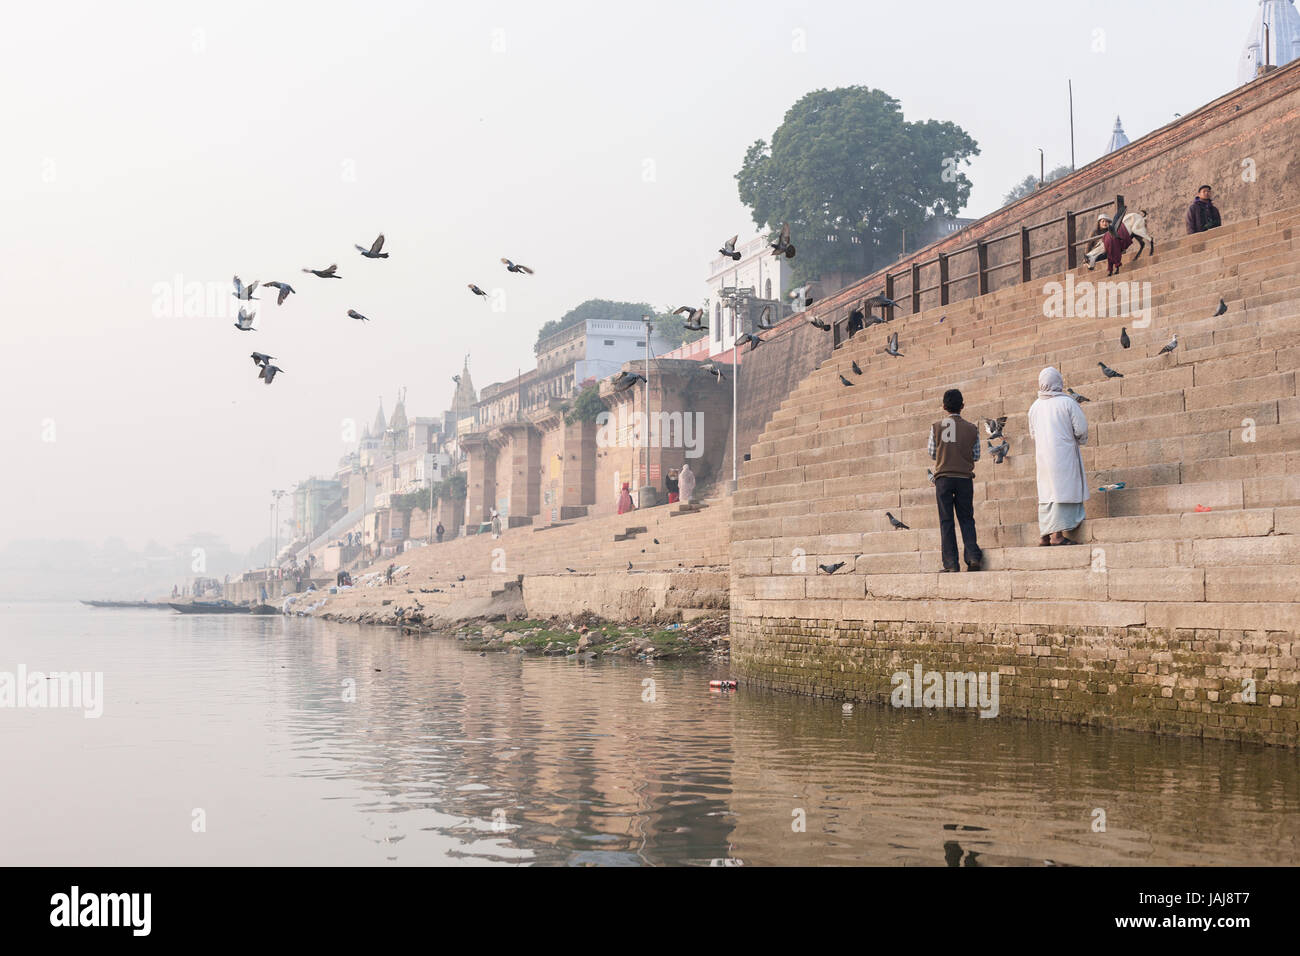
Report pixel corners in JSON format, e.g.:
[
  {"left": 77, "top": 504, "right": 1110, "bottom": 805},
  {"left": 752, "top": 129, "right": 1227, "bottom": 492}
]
[{"left": 1, "top": 603, "right": 1296, "bottom": 866}]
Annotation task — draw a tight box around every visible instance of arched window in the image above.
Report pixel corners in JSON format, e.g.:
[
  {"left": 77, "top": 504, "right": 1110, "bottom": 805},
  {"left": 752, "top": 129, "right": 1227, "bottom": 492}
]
[{"left": 765, "top": 278, "right": 772, "bottom": 299}]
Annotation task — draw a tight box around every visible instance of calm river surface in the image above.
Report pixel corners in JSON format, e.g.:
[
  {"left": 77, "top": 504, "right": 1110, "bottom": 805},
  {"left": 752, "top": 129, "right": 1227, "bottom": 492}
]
[{"left": 1, "top": 602, "right": 1296, "bottom": 866}]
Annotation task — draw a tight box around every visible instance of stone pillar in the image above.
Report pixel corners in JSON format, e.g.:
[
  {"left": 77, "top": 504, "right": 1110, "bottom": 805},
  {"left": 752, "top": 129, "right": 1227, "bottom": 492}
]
[
  {"left": 462, "top": 434, "right": 495, "bottom": 531},
  {"left": 502, "top": 422, "right": 541, "bottom": 523}
]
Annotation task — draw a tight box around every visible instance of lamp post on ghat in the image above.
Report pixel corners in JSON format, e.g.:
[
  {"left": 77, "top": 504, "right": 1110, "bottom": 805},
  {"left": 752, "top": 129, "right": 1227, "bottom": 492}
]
[{"left": 717, "top": 283, "right": 754, "bottom": 491}]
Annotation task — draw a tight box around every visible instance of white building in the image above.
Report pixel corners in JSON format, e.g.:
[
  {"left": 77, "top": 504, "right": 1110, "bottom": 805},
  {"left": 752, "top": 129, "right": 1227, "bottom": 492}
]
[
  {"left": 1104, "top": 116, "right": 1130, "bottom": 154},
  {"left": 706, "top": 232, "right": 793, "bottom": 353},
  {"left": 535, "top": 317, "right": 673, "bottom": 388},
  {"left": 1239, "top": 0, "right": 1300, "bottom": 85}
]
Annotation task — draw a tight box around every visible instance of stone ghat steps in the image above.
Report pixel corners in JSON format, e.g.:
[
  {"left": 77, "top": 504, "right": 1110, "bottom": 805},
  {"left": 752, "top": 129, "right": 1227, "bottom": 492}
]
[
  {"left": 734, "top": 209, "right": 1300, "bottom": 619},
  {"left": 762, "top": 256, "right": 1300, "bottom": 436},
  {"left": 359, "top": 497, "right": 733, "bottom": 590}
]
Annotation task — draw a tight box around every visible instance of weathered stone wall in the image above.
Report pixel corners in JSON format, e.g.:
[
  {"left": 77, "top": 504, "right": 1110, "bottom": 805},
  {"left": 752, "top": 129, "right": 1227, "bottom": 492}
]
[
  {"left": 731, "top": 614, "right": 1298, "bottom": 747},
  {"left": 524, "top": 569, "right": 729, "bottom": 622}
]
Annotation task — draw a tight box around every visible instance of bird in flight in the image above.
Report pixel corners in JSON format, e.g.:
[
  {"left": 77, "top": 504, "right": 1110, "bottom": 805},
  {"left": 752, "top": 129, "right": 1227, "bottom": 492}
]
[
  {"left": 233, "top": 308, "right": 256, "bottom": 331},
  {"left": 769, "top": 222, "right": 795, "bottom": 258},
  {"left": 468, "top": 284, "right": 488, "bottom": 298},
  {"left": 718, "top": 235, "right": 741, "bottom": 261},
  {"left": 884, "top": 330, "right": 903, "bottom": 357},
  {"left": 263, "top": 281, "right": 296, "bottom": 305},
  {"left": 232, "top": 276, "right": 259, "bottom": 300},
  {"left": 303, "top": 263, "right": 341, "bottom": 279},
  {"left": 250, "top": 352, "right": 274, "bottom": 367},
  {"left": 501, "top": 258, "right": 533, "bottom": 274},
  {"left": 851, "top": 360, "right": 863, "bottom": 375},
  {"left": 756, "top": 304, "right": 775, "bottom": 329},
  {"left": 674, "top": 306, "right": 706, "bottom": 330},
  {"left": 702, "top": 361, "right": 727, "bottom": 384},
  {"left": 611, "top": 370, "right": 646, "bottom": 391},
  {"left": 259, "top": 362, "right": 284, "bottom": 384},
  {"left": 355, "top": 234, "right": 388, "bottom": 259},
  {"left": 736, "top": 332, "right": 762, "bottom": 351},
  {"left": 983, "top": 416, "right": 1008, "bottom": 440},
  {"left": 808, "top": 317, "right": 831, "bottom": 331},
  {"left": 865, "top": 294, "right": 901, "bottom": 310},
  {"left": 347, "top": 309, "right": 370, "bottom": 322},
  {"left": 988, "top": 440, "right": 1010, "bottom": 464},
  {"left": 1213, "top": 298, "right": 1227, "bottom": 316}
]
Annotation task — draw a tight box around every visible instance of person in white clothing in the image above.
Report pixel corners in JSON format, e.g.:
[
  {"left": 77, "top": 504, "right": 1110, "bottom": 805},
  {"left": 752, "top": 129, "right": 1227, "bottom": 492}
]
[
  {"left": 1027, "top": 366, "right": 1090, "bottom": 546},
  {"left": 677, "top": 463, "right": 696, "bottom": 505}
]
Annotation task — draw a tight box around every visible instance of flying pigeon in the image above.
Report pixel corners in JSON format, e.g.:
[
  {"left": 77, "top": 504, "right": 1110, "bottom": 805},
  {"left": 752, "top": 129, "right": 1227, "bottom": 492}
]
[
  {"left": 983, "top": 416, "right": 1007, "bottom": 440},
  {"left": 347, "top": 309, "right": 370, "bottom": 322},
  {"left": 988, "top": 440, "right": 1010, "bottom": 463},
  {"left": 612, "top": 371, "right": 646, "bottom": 391},
  {"left": 865, "top": 294, "right": 901, "bottom": 310},
  {"left": 1120, "top": 327, "right": 1130, "bottom": 349},
  {"left": 674, "top": 305, "right": 707, "bottom": 330},
  {"left": 718, "top": 235, "right": 741, "bottom": 261},
  {"left": 838, "top": 374, "right": 855, "bottom": 387},
  {"left": 756, "top": 304, "right": 775, "bottom": 329},
  {"left": 355, "top": 234, "right": 388, "bottom": 259},
  {"left": 627, "top": 561, "right": 633, "bottom": 571},
  {"left": 885, "top": 512, "right": 909, "bottom": 530},
  {"left": 259, "top": 363, "right": 284, "bottom": 384},
  {"left": 817, "top": 561, "right": 845, "bottom": 575},
  {"left": 468, "top": 284, "right": 488, "bottom": 298},
  {"left": 302, "top": 263, "right": 341, "bottom": 279},
  {"left": 884, "top": 330, "right": 903, "bottom": 357},
  {"left": 501, "top": 258, "right": 533, "bottom": 274},
  {"left": 1213, "top": 298, "right": 1227, "bottom": 316},
  {"left": 851, "top": 360, "right": 862, "bottom": 375},
  {"left": 736, "top": 331, "right": 762, "bottom": 351},
  {"left": 233, "top": 308, "right": 256, "bottom": 331},
  {"left": 232, "top": 276, "right": 259, "bottom": 300},
  {"left": 263, "top": 281, "right": 295, "bottom": 305},
  {"left": 769, "top": 222, "right": 795, "bottom": 258},
  {"left": 250, "top": 352, "right": 274, "bottom": 367},
  {"left": 1098, "top": 362, "right": 1123, "bottom": 378},
  {"left": 1158, "top": 333, "right": 1178, "bottom": 355},
  {"left": 702, "top": 362, "right": 727, "bottom": 383},
  {"left": 808, "top": 317, "right": 831, "bottom": 331},
  {"left": 1067, "top": 387, "right": 1090, "bottom": 403}
]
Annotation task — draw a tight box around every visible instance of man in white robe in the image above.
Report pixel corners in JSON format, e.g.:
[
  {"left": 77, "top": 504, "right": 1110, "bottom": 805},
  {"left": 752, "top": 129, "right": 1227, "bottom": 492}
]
[{"left": 1027, "top": 366, "right": 1089, "bottom": 545}]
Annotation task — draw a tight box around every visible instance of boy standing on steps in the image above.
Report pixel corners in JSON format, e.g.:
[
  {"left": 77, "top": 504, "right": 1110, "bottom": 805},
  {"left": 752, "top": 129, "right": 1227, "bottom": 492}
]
[{"left": 927, "top": 388, "right": 984, "bottom": 572}]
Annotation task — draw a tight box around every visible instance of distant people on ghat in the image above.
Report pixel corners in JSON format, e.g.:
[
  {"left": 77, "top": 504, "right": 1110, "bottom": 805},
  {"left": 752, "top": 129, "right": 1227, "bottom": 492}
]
[
  {"left": 1093, "top": 213, "right": 1133, "bottom": 276},
  {"left": 678, "top": 463, "right": 696, "bottom": 505},
  {"left": 1028, "top": 367, "right": 1089, "bottom": 546},
  {"left": 927, "top": 388, "right": 983, "bottom": 572},
  {"left": 1186, "top": 184, "right": 1222, "bottom": 234},
  {"left": 665, "top": 469, "right": 680, "bottom": 504},
  {"left": 435, "top": 522, "right": 444, "bottom": 543},
  {"left": 617, "top": 482, "right": 635, "bottom": 514}
]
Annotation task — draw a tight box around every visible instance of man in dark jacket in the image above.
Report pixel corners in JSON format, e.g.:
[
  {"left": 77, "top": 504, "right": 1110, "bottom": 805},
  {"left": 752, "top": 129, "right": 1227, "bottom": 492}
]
[
  {"left": 928, "top": 388, "right": 983, "bottom": 572},
  {"left": 1186, "top": 185, "right": 1222, "bottom": 234}
]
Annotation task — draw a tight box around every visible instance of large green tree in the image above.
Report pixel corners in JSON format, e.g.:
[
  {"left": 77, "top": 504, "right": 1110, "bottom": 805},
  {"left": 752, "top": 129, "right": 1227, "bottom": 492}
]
[{"left": 736, "top": 86, "right": 978, "bottom": 283}]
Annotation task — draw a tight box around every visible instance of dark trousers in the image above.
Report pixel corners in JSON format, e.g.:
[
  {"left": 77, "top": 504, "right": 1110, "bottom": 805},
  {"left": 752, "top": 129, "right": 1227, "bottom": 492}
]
[{"left": 934, "top": 475, "right": 981, "bottom": 569}]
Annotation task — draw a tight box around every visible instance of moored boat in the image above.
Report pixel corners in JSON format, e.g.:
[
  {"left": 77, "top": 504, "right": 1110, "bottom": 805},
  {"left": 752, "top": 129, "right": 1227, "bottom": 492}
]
[{"left": 168, "top": 601, "right": 251, "bottom": 614}]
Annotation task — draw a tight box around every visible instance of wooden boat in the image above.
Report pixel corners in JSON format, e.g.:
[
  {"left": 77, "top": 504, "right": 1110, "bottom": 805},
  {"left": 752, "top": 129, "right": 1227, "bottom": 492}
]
[
  {"left": 81, "top": 600, "right": 171, "bottom": 609},
  {"left": 248, "top": 604, "right": 280, "bottom": 615},
  {"left": 168, "top": 601, "right": 251, "bottom": 614}
]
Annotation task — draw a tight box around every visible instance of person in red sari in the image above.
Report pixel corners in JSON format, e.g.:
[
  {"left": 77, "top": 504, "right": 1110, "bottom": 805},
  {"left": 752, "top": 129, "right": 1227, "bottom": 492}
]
[
  {"left": 617, "top": 482, "right": 634, "bottom": 514},
  {"left": 1094, "top": 214, "right": 1132, "bottom": 276}
]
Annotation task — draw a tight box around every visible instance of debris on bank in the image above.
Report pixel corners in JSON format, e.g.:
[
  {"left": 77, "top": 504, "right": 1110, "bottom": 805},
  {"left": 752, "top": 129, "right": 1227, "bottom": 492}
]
[{"left": 454, "top": 613, "right": 730, "bottom": 663}]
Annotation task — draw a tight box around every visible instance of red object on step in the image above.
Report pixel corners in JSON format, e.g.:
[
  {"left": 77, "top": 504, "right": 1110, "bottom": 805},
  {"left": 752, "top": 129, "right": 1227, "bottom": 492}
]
[
  {"left": 709, "top": 680, "right": 737, "bottom": 690},
  {"left": 1194, "top": 505, "right": 1212, "bottom": 513}
]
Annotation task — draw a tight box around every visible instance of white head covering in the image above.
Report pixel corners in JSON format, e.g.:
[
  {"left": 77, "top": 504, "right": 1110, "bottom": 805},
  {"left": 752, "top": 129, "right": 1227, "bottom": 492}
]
[
  {"left": 1097, "top": 214, "right": 1110, "bottom": 224},
  {"left": 1037, "top": 366, "right": 1065, "bottom": 401}
]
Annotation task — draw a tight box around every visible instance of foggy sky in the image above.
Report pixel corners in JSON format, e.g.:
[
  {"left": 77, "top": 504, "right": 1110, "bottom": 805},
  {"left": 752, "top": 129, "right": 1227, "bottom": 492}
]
[{"left": 1, "top": 0, "right": 1243, "bottom": 552}]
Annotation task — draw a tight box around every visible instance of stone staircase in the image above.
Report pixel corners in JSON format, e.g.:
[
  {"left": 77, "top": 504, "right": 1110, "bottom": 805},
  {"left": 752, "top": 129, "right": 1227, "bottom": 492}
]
[{"left": 730, "top": 206, "right": 1300, "bottom": 744}]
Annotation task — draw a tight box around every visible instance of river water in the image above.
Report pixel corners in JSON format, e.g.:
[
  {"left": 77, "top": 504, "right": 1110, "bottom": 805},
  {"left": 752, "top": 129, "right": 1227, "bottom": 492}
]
[{"left": 1, "top": 602, "right": 1296, "bottom": 866}]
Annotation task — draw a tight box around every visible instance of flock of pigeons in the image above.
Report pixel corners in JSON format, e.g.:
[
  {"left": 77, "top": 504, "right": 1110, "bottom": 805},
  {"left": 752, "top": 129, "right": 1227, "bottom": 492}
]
[{"left": 230, "top": 235, "right": 536, "bottom": 385}]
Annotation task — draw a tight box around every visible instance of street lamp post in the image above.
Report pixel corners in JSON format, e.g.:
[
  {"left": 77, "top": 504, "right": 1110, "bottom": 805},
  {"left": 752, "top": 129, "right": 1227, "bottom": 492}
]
[
  {"left": 271, "top": 489, "right": 287, "bottom": 570},
  {"left": 717, "top": 283, "right": 755, "bottom": 491}
]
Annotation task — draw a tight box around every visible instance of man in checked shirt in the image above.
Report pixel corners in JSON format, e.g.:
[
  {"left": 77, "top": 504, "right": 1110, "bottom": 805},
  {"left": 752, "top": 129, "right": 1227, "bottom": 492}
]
[{"left": 927, "top": 388, "right": 984, "bottom": 572}]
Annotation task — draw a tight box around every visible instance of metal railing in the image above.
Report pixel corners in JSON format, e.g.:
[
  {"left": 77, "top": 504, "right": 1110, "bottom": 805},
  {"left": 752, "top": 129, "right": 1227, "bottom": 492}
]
[{"left": 833, "top": 194, "right": 1124, "bottom": 344}]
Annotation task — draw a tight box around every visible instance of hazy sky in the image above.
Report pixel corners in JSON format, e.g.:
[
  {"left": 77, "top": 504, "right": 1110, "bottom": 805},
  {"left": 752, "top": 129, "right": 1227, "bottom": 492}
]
[{"left": 2, "top": 0, "right": 1248, "bottom": 551}]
